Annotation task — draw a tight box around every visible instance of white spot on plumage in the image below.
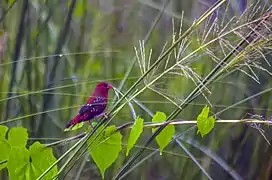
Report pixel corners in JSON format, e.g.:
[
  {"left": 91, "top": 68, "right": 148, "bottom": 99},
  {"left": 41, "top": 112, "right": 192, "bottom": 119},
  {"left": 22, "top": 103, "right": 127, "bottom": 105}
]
[{"left": 77, "top": 96, "right": 107, "bottom": 119}]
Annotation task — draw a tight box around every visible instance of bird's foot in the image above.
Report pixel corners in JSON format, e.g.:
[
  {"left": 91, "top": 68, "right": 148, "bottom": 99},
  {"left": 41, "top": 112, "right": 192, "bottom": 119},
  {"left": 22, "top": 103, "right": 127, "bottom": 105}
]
[
  {"left": 103, "top": 113, "right": 108, "bottom": 119},
  {"left": 95, "top": 112, "right": 109, "bottom": 119}
]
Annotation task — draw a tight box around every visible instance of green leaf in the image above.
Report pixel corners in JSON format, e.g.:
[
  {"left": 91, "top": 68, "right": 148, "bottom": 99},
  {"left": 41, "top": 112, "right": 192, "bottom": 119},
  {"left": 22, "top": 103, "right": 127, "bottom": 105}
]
[
  {"left": 152, "top": 111, "right": 167, "bottom": 123},
  {"left": 5, "top": 126, "right": 57, "bottom": 180},
  {"left": 8, "top": 127, "right": 28, "bottom": 147},
  {"left": 7, "top": 147, "right": 30, "bottom": 180},
  {"left": 152, "top": 112, "right": 175, "bottom": 154},
  {"left": 126, "top": 117, "right": 144, "bottom": 156},
  {"left": 7, "top": 143, "right": 58, "bottom": 180},
  {"left": 0, "top": 140, "right": 9, "bottom": 170},
  {"left": 0, "top": 125, "right": 10, "bottom": 170},
  {"left": 88, "top": 125, "right": 122, "bottom": 179},
  {"left": 91, "top": 121, "right": 98, "bottom": 127},
  {"left": 64, "top": 122, "right": 84, "bottom": 131},
  {"left": 197, "top": 106, "right": 215, "bottom": 137},
  {"left": 29, "top": 142, "right": 58, "bottom": 179},
  {"left": 0, "top": 125, "right": 8, "bottom": 139}
]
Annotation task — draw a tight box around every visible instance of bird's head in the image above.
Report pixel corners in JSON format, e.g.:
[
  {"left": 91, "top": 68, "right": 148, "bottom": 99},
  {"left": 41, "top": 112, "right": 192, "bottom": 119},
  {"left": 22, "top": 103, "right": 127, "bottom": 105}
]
[{"left": 93, "top": 82, "right": 113, "bottom": 97}]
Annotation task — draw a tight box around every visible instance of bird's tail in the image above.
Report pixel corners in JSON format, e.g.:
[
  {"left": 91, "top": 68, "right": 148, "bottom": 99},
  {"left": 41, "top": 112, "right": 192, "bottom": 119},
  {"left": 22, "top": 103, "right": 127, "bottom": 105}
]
[{"left": 65, "top": 114, "right": 81, "bottom": 129}]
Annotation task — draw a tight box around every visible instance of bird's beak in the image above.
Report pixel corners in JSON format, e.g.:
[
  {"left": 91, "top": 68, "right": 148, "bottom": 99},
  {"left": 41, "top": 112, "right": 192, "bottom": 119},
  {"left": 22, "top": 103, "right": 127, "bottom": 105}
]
[{"left": 108, "top": 84, "right": 113, "bottom": 89}]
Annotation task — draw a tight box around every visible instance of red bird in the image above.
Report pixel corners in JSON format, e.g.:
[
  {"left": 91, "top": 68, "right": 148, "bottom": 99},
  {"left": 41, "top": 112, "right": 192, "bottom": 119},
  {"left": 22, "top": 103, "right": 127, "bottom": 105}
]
[{"left": 66, "top": 82, "right": 113, "bottom": 129}]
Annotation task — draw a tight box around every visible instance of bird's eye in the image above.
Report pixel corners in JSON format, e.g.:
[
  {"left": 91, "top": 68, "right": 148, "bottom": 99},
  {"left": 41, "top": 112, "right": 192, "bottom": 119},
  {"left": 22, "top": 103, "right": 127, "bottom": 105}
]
[{"left": 103, "top": 83, "right": 108, "bottom": 87}]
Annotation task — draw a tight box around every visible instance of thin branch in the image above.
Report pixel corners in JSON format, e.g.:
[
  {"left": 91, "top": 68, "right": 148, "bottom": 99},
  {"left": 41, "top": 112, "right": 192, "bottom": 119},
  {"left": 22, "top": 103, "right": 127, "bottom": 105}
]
[{"left": 45, "top": 118, "right": 271, "bottom": 147}]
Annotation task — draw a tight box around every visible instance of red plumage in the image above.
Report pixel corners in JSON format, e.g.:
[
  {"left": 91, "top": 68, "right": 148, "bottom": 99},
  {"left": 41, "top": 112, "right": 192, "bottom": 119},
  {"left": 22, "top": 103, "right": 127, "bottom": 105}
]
[{"left": 65, "top": 82, "right": 113, "bottom": 129}]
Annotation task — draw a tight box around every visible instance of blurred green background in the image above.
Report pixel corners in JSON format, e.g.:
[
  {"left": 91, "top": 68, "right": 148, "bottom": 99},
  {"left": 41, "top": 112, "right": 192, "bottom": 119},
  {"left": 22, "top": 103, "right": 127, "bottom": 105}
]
[{"left": 0, "top": 0, "right": 271, "bottom": 179}]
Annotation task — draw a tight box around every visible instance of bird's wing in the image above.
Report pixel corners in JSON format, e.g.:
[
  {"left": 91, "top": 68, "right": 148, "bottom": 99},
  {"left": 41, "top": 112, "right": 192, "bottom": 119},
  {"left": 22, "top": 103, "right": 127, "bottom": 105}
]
[
  {"left": 78, "top": 104, "right": 93, "bottom": 115},
  {"left": 78, "top": 97, "right": 106, "bottom": 115}
]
